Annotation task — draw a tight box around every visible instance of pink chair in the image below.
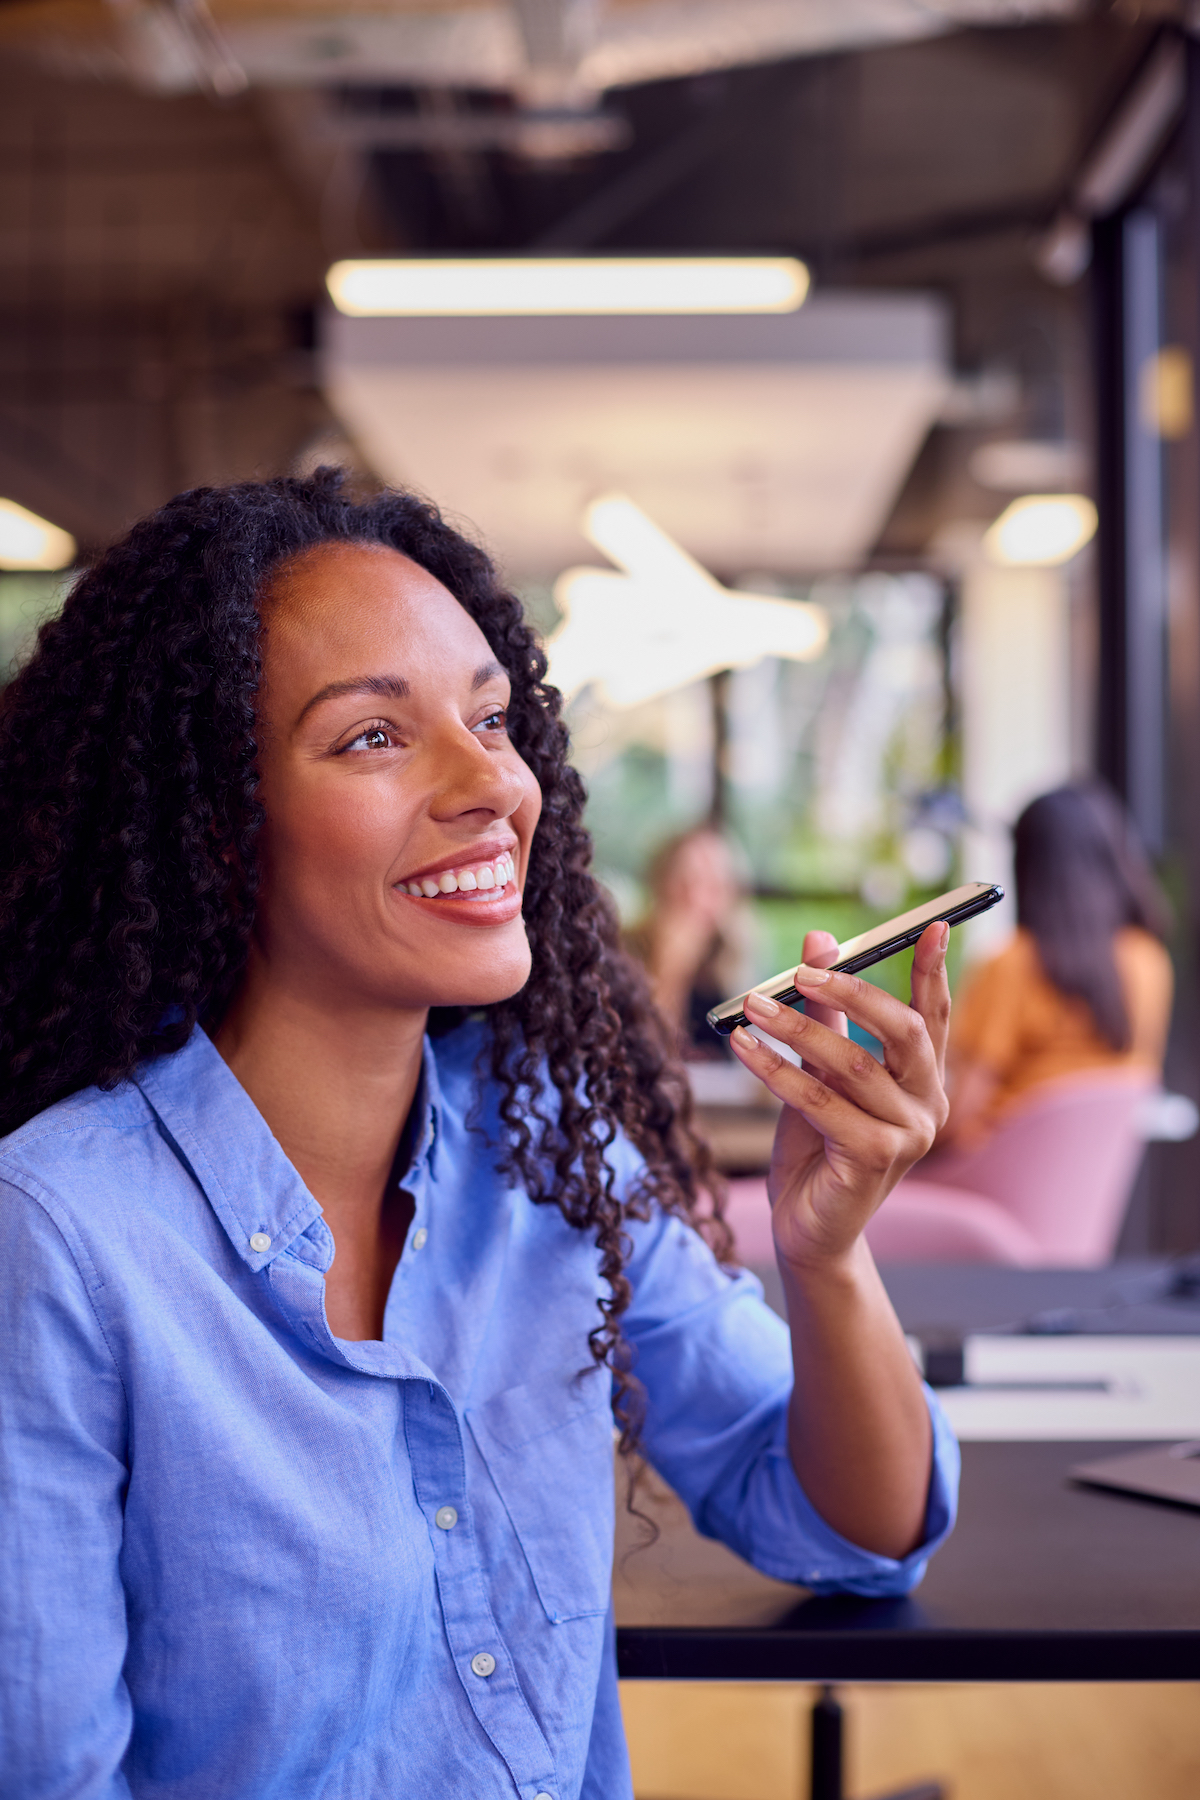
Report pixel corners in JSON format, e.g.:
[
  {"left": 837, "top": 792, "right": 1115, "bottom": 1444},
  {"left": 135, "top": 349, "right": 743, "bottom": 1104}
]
[
  {"left": 724, "top": 1171, "right": 1048, "bottom": 1268},
  {"left": 724, "top": 1070, "right": 1156, "bottom": 1269}
]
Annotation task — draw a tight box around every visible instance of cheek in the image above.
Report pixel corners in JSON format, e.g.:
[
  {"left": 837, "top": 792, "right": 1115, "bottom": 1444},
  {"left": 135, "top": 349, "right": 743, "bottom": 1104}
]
[{"left": 263, "top": 777, "right": 405, "bottom": 890}]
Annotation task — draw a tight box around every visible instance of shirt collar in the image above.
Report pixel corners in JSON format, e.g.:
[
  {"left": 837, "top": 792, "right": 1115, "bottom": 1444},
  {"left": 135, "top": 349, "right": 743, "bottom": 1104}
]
[
  {"left": 410, "top": 1035, "right": 443, "bottom": 1181},
  {"left": 133, "top": 1027, "right": 443, "bottom": 1272}
]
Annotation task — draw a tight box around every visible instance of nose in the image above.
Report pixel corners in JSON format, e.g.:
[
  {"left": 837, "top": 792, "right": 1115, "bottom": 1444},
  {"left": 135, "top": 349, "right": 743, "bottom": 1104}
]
[{"left": 427, "top": 721, "right": 528, "bottom": 824}]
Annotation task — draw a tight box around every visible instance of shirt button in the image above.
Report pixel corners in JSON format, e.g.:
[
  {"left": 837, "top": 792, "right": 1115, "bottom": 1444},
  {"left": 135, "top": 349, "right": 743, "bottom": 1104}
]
[
  {"left": 470, "top": 1651, "right": 496, "bottom": 1679},
  {"left": 411, "top": 1227, "right": 428, "bottom": 1251},
  {"left": 434, "top": 1505, "right": 458, "bottom": 1530},
  {"left": 249, "top": 1233, "right": 271, "bottom": 1252},
  {"left": 534, "top": 1793, "right": 554, "bottom": 1799}
]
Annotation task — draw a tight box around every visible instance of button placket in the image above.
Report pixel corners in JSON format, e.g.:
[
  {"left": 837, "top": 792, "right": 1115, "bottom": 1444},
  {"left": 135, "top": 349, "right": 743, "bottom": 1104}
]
[
  {"left": 384, "top": 1172, "right": 427, "bottom": 1337},
  {"left": 403, "top": 1379, "right": 557, "bottom": 1794},
  {"left": 396, "top": 1167, "right": 429, "bottom": 1274}
]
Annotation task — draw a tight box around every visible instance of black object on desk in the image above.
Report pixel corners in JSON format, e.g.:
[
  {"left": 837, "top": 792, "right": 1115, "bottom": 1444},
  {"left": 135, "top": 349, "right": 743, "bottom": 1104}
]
[
  {"left": 880, "top": 1258, "right": 1200, "bottom": 1339},
  {"left": 745, "top": 1256, "right": 1200, "bottom": 1341},
  {"left": 616, "top": 1263, "right": 1200, "bottom": 1800}
]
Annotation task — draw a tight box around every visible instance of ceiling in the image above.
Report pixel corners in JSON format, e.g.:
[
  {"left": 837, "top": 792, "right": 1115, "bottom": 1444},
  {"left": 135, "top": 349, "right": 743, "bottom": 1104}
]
[
  {"left": 0, "top": 6, "right": 1168, "bottom": 551},
  {"left": 8, "top": 0, "right": 1085, "bottom": 102}
]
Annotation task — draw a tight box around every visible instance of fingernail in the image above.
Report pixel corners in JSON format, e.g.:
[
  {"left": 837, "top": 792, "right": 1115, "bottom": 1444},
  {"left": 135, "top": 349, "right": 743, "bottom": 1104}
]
[
  {"left": 744, "top": 989, "right": 780, "bottom": 1016},
  {"left": 794, "top": 963, "right": 832, "bottom": 985},
  {"left": 732, "top": 1025, "right": 766, "bottom": 1053}
]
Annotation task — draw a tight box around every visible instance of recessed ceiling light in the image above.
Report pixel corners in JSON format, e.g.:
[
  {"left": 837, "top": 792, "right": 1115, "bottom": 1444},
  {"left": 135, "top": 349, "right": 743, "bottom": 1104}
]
[{"left": 326, "top": 256, "right": 810, "bottom": 318}]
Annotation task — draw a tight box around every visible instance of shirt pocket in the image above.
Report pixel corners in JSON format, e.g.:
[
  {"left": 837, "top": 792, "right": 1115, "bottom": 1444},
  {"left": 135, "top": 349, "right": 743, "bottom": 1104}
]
[{"left": 466, "top": 1375, "right": 615, "bottom": 1624}]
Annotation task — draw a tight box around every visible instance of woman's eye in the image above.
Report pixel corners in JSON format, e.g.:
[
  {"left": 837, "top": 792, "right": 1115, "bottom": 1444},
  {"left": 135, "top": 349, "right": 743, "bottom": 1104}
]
[
  {"left": 341, "top": 723, "right": 397, "bottom": 753},
  {"left": 475, "top": 709, "right": 508, "bottom": 735}
]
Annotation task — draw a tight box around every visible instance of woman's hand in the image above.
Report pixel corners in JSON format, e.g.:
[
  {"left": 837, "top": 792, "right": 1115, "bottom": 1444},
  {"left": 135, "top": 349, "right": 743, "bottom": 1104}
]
[{"left": 731, "top": 920, "right": 951, "bottom": 1272}]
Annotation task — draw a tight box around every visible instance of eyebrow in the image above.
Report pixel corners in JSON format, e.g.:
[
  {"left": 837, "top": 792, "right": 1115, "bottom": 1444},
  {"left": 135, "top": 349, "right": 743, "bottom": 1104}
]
[{"left": 296, "top": 661, "right": 505, "bottom": 724}]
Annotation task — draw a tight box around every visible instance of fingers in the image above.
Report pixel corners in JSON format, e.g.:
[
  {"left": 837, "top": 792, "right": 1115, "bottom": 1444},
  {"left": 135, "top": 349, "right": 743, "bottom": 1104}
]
[
  {"left": 730, "top": 1019, "right": 923, "bottom": 1174},
  {"left": 800, "top": 929, "right": 847, "bottom": 1037},
  {"left": 739, "top": 989, "right": 917, "bottom": 1129},
  {"left": 773, "top": 958, "right": 942, "bottom": 1092}
]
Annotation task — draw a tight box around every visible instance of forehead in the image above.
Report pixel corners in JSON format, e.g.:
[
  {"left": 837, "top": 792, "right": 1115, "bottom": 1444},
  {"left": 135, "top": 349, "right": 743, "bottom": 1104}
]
[{"left": 261, "top": 541, "right": 492, "bottom": 678}]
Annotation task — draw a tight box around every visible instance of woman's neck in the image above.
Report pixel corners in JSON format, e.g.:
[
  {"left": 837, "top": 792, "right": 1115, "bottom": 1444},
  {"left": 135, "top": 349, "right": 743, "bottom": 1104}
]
[{"left": 213, "top": 953, "right": 428, "bottom": 1338}]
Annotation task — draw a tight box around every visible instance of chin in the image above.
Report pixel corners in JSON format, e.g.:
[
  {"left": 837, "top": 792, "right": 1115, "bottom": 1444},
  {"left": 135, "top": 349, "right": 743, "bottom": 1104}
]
[{"left": 414, "top": 933, "right": 533, "bottom": 1012}]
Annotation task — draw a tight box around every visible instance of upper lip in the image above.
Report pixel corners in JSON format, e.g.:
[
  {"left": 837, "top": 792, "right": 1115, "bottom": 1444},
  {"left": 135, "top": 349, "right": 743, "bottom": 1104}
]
[{"left": 395, "top": 838, "right": 519, "bottom": 886}]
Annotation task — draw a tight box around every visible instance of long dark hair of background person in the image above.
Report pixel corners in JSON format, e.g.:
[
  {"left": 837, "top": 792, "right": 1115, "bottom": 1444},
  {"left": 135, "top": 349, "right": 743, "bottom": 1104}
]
[
  {"left": 1014, "top": 781, "right": 1171, "bottom": 1050},
  {"left": 0, "top": 468, "right": 728, "bottom": 1425}
]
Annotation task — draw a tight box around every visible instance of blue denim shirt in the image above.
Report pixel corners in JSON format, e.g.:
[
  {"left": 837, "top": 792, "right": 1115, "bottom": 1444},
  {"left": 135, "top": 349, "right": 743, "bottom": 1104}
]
[{"left": 0, "top": 1023, "right": 958, "bottom": 1800}]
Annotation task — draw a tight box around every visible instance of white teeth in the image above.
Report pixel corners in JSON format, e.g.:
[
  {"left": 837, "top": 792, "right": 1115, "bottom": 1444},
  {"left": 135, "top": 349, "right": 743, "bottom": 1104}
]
[{"left": 402, "top": 853, "right": 516, "bottom": 896}]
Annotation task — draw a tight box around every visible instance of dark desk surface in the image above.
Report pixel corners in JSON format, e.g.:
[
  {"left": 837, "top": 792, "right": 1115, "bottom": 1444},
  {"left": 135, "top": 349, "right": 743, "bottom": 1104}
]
[
  {"left": 881, "top": 1260, "right": 1200, "bottom": 1339},
  {"left": 748, "top": 1258, "right": 1200, "bottom": 1340},
  {"left": 615, "top": 1264, "right": 1200, "bottom": 1684}
]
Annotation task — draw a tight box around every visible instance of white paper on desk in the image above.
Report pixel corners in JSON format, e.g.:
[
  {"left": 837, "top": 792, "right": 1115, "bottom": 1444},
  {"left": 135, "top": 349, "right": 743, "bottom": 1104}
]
[{"left": 934, "top": 1336, "right": 1200, "bottom": 1441}]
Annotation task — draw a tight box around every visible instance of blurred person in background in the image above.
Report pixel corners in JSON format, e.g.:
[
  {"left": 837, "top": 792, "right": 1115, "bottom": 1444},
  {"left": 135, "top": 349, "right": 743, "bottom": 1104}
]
[
  {"left": 936, "top": 781, "right": 1173, "bottom": 1153},
  {"left": 625, "top": 827, "right": 756, "bottom": 1057}
]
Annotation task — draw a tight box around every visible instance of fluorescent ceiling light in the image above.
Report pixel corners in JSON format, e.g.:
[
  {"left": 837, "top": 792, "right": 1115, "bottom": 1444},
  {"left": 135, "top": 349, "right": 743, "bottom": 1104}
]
[
  {"left": 547, "top": 493, "right": 827, "bottom": 710},
  {"left": 326, "top": 256, "right": 809, "bottom": 318},
  {"left": 983, "top": 494, "right": 1098, "bottom": 568},
  {"left": 0, "top": 498, "right": 76, "bottom": 571}
]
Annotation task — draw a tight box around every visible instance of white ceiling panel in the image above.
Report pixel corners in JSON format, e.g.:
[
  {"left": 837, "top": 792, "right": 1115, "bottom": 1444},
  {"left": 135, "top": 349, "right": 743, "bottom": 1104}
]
[{"left": 324, "top": 293, "right": 950, "bottom": 578}]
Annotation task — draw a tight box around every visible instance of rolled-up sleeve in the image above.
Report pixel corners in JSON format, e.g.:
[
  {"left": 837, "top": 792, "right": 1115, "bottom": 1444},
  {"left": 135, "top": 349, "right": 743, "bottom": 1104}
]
[
  {"left": 0, "top": 1177, "right": 133, "bottom": 1798},
  {"left": 621, "top": 1194, "right": 959, "bottom": 1597}
]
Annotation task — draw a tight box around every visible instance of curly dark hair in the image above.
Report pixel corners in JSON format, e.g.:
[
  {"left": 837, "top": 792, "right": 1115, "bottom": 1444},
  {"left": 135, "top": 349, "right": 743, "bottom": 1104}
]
[{"left": 0, "top": 468, "right": 728, "bottom": 1432}]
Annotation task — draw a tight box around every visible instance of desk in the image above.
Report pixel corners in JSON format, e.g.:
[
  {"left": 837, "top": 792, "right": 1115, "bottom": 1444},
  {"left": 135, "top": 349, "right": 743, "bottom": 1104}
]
[
  {"left": 615, "top": 1264, "right": 1200, "bottom": 1796},
  {"left": 615, "top": 1438, "right": 1200, "bottom": 1683}
]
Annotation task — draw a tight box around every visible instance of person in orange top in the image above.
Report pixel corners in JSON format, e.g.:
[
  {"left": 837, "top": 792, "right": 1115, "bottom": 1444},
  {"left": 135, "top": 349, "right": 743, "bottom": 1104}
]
[{"left": 938, "top": 782, "right": 1173, "bottom": 1152}]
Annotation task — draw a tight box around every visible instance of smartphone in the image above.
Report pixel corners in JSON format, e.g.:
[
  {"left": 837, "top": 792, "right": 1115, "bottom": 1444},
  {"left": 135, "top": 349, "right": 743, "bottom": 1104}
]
[{"left": 705, "top": 880, "right": 1004, "bottom": 1037}]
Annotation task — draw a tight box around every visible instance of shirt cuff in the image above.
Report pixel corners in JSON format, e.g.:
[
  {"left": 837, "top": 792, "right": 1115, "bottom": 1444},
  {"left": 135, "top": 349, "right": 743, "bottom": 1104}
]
[{"left": 735, "top": 1382, "right": 961, "bottom": 1598}]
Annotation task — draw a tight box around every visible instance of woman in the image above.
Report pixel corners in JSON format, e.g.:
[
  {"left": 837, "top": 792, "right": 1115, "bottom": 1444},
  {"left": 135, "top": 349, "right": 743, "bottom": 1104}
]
[
  {"left": 938, "top": 782, "right": 1173, "bottom": 1151},
  {"left": 0, "top": 472, "right": 957, "bottom": 1800},
  {"left": 625, "top": 826, "right": 755, "bottom": 1057}
]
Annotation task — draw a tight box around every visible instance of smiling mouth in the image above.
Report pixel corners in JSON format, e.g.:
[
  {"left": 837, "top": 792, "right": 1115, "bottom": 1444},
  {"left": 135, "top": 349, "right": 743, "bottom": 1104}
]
[{"left": 396, "top": 851, "right": 517, "bottom": 899}]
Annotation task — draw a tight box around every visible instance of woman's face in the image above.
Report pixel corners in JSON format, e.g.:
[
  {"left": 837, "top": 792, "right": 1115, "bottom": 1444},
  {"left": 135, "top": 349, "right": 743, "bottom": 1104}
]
[
  {"left": 251, "top": 541, "right": 542, "bottom": 1016},
  {"left": 660, "top": 831, "right": 740, "bottom": 927}
]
